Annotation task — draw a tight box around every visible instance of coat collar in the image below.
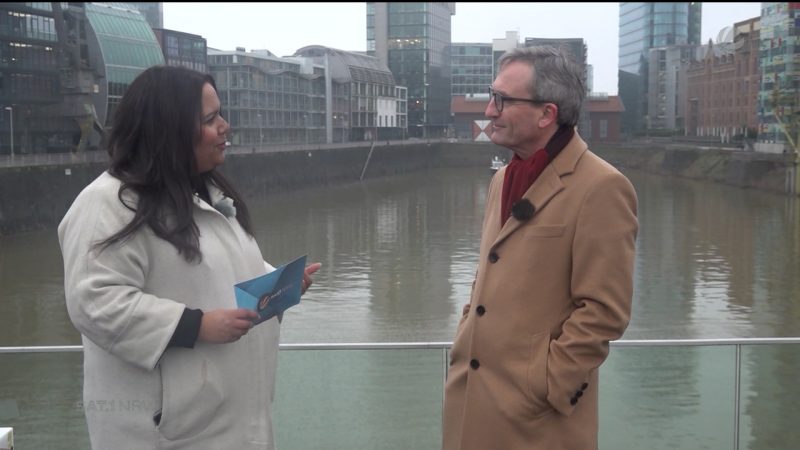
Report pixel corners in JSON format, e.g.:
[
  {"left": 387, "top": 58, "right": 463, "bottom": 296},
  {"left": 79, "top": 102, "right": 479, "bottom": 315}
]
[
  {"left": 192, "top": 180, "right": 230, "bottom": 216},
  {"left": 492, "top": 132, "right": 587, "bottom": 246}
]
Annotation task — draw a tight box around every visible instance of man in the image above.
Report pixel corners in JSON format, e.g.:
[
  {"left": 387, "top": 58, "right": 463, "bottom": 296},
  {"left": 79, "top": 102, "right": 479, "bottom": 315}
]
[{"left": 442, "top": 47, "right": 638, "bottom": 450}]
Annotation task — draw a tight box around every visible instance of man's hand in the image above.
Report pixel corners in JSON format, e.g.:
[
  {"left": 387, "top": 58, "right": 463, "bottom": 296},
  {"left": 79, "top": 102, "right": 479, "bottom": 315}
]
[
  {"left": 198, "top": 308, "right": 259, "bottom": 343},
  {"left": 301, "top": 262, "right": 322, "bottom": 295}
]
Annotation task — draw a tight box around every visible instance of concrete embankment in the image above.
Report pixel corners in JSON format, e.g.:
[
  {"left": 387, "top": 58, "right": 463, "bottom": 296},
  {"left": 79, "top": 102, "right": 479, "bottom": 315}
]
[
  {"left": 0, "top": 142, "right": 510, "bottom": 235},
  {"left": 592, "top": 143, "right": 796, "bottom": 195},
  {"left": 0, "top": 141, "right": 794, "bottom": 235}
]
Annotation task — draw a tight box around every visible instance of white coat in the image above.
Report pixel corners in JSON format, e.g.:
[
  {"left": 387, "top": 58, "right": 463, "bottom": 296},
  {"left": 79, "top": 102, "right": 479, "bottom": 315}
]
[{"left": 59, "top": 172, "right": 280, "bottom": 449}]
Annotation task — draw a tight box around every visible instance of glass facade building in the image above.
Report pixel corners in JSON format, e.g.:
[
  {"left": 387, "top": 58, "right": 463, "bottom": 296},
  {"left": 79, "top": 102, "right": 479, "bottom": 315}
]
[
  {"left": 127, "top": 2, "right": 163, "bottom": 29},
  {"left": 153, "top": 28, "right": 207, "bottom": 73},
  {"left": 367, "top": 2, "right": 455, "bottom": 138},
  {"left": 0, "top": 3, "right": 61, "bottom": 154},
  {"left": 85, "top": 2, "right": 164, "bottom": 127},
  {"left": 208, "top": 48, "right": 330, "bottom": 146},
  {"left": 618, "top": 2, "right": 701, "bottom": 132},
  {"left": 450, "top": 43, "right": 492, "bottom": 96},
  {"left": 0, "top": 2, "right": 162, "bottom": 155},
  {"left": 756, "top": 2, "right": 800, "bottom": 152}
]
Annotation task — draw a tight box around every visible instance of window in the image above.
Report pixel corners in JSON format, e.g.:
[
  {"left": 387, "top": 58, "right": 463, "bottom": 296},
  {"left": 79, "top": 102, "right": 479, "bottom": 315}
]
[{"left": 600, "top": 119, "right": 608, "bottom": 139}]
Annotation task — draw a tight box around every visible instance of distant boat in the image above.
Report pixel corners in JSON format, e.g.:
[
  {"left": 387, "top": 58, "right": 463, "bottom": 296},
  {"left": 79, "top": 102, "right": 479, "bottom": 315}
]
[{"left": 489, "top": 156, "right": 505, "bottom": 174}]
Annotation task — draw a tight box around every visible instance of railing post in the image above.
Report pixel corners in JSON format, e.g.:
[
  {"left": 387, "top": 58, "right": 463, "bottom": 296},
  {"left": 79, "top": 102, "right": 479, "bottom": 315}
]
[
  {"left": 733, "top": 343, "right": 741, "bottom": 450},
  {"left": 442, "top": 347, "right": 448, "bottom": 428}
]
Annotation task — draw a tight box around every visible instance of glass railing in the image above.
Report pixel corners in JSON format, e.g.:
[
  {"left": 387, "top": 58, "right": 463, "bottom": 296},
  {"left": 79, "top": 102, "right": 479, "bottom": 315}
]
[{"left": 1, "top": 339, "right": 798, "bottom": 450}]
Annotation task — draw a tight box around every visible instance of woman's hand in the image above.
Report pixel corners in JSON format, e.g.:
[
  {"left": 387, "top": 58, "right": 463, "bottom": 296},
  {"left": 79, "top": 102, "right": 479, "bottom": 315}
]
[
  {"left": 301, "top": 262, "right": 322, "bottom": 295},
  {"left": 198, "top": 308, "right": 259, "bottom": 343}
]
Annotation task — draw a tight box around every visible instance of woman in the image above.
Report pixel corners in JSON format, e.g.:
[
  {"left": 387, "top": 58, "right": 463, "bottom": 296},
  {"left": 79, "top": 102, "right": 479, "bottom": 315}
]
[{"left": 58, "top": 65, "right": 320, "bottom": 449}]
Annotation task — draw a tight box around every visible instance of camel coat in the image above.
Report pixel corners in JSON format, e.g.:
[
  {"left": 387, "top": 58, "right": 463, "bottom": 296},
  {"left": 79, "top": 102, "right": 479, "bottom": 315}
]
[
  {"left": 443, "top": 133, "right": 638, "bottom": 450},
  {"left": 59, "top": 172, "right": 280, "bottom": 449}
]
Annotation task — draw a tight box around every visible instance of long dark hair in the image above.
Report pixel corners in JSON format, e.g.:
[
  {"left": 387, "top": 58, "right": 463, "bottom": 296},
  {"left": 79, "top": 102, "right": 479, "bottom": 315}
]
[{"left": 98, "top": 65, "right": 252, "bottom": 263}]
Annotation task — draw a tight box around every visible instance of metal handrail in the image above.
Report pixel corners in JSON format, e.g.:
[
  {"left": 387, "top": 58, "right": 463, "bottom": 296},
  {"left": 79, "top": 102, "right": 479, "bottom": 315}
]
[
  {"left": 2, "top": 337, "right": 799, "bottom": 354},
  {"left": 3, "top": 338, "right": 799, "bottom": 450}
]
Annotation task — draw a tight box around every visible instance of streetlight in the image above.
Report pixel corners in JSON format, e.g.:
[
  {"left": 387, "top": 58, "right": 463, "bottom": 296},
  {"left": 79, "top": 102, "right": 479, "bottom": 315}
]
[
  {"left": 4, "top": 106, "right": 12, "bottom": 158},
  {"left": 256, "top": 113, "right": 263, "bottom": 149}
]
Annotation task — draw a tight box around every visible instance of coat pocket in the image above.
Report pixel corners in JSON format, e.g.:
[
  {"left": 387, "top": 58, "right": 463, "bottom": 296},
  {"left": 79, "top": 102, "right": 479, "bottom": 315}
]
[
  {"left": 525, "top": 330, "right": 553, "bottom": 418},
  {"left": 157, "top": 355, "right": 225, "bottom": 441},
  {"left": 523, "top": 225, "right": 565, "bottom": 238}
]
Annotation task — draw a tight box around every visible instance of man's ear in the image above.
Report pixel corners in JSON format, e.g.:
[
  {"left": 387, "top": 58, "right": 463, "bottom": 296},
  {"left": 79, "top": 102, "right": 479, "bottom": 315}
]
[{"left": 538, "top": 104, "right": 558, "bottom": 128}]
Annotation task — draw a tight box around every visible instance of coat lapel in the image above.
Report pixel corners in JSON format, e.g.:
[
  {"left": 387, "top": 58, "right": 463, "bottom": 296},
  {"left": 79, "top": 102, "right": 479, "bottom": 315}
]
[{"left": 491, "top": 133, "right": 587, "bottom": 248}]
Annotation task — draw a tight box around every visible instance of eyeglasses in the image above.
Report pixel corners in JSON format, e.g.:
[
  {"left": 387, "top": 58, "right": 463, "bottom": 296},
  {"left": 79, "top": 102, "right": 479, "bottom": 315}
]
[{"left": 488, "top": 87, "right": 555, "bottom": 112}]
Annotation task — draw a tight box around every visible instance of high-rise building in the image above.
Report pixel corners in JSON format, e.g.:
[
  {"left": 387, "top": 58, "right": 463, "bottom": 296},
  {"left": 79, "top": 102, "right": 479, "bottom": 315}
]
[
  {"left": 618, "top": 2, "right": 701, "bottom": 133},
  {"left": 646, "top": 44, "right": 696, "bottom": 131},
  {"left": 367, "top": 2, "right": 455, "bottom": 138},
  {"left": 756, "top": 2, "right": 800, "bottom": 153}
]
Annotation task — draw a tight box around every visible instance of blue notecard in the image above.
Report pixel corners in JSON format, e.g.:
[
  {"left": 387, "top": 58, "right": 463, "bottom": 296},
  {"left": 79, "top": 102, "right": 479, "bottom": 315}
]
[{"left": 235, "top": 255, "right": 307, "bottom": 324}]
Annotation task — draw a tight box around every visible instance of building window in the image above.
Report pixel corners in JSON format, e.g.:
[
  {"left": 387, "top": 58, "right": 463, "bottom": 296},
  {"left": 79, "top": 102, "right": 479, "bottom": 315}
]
[{"left": 600, "top": 119, "right": 608, "bottom": 139}]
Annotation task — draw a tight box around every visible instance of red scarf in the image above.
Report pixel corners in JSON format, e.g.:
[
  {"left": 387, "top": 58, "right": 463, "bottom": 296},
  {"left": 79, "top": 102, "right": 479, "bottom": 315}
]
[{"left": 501, "top": 126, "right": 574, "bottom": 225}]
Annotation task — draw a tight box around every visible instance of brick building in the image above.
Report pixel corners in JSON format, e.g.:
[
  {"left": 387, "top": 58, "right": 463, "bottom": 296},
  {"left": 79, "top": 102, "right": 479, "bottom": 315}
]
[
  {"left": 685, "top": 18, "right": 761, "bottom": 141},
  {"left": 583, "top": 94, "right": 625, "bottom": 143}
]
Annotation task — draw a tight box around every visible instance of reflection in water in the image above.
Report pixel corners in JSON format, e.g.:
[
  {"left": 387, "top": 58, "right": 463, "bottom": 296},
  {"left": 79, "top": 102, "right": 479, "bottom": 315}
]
[
  {"left": 2, "top": 168, "right": 797, "bottom": 345},
  {"left": 1, "top": 167, "right": 799, "bottom": 449},
  {"left": 624, "top": 171, "right": 800, "bottom": 340},
  {"left": 246, "top": 168, "right": 487, "bottom": 344}
]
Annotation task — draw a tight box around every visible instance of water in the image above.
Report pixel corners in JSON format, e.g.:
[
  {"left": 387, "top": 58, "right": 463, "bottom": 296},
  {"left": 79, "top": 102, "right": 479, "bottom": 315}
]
[{"left": 1, "top": 166, "right": 799, "bottom": 449}]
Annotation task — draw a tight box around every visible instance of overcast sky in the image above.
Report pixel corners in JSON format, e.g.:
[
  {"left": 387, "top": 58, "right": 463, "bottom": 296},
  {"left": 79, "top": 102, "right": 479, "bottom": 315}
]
[{"left": 163, "top": 2, "right": 762, "bottom": 95}]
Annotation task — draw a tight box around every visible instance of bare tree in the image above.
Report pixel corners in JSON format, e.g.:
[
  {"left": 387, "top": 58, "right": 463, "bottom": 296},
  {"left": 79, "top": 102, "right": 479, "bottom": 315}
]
[{"left": 767, "top": 85, "right": 800, "bottom": 153}]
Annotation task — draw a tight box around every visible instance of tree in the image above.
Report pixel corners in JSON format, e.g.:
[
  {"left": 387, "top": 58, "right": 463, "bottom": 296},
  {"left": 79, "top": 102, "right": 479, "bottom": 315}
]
[
  {"left": 768, "top": 85, "right": 800, "bottom": 153},
  {"left": 767, "top": 84, "right": 800, "bottom": 195}
]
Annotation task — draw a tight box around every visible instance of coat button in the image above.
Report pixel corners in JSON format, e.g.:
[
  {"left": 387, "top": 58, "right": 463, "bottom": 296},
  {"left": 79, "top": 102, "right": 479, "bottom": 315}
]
[
  {"left": 470, "top": 359, "right": 480, "bottom": 370},
  {"left": 575, "top": 390, "right": 583, "bottom": 398},
  {"left": 488, "top": 252, "right": 499, "bottom": 263},
  {"left": 582, "top": 383, "right": 589, "bottom": 390},
  {"left": 476, "top": 305, "right": 486, "bottom": 316},
  {"left": 570, "top": 397, "right": 578, "bottom": 406}
]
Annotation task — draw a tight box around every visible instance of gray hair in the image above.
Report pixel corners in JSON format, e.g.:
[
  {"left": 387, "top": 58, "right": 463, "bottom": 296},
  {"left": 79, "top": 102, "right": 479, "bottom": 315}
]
[{"left": 497, "top": 46, "right": 585, "bottom": 126}]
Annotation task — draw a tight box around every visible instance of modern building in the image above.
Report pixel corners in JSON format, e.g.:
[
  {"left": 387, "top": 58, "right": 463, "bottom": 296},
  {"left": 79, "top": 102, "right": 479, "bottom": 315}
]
[
  {"left": 84, "top": 3, "right": 165, "bottom": 130},
  {"left": 207, "top": 47, "right": 327, "bottom": 146},
  {"left": 686, "top": 18, "right": 760, "bottom": 141},
  {"left": 646, "top": 44, "right": 696, "bottom": 131},
  {"left": 295, "top": 45, "right": 407, "bottom": 141},
  {"left": 208, "top": 44, "right": 410, "bottom": 147},
  {"left": 450, "top": 43, "right": 492, "bottom": 96},
  {"left": 618, "top": 2, "right": 702, "bottom": 133},
  {"left": 756, "top": 2, "right": 800, "bottom": 153},
  {"left": 127, "top": 2, "right": 163, "bottom": 29},
  {"left": 0, "top": 2, "right": 163, "bottom": 155},
  {"left": 367, "top": 2, "right": 455, "bottom": 138},
  {"left": 491, "top": 30, "right": 520, "bottom": 78},
  {"left": 152, "top": 28, "right": 207, "bottom": 73}
]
